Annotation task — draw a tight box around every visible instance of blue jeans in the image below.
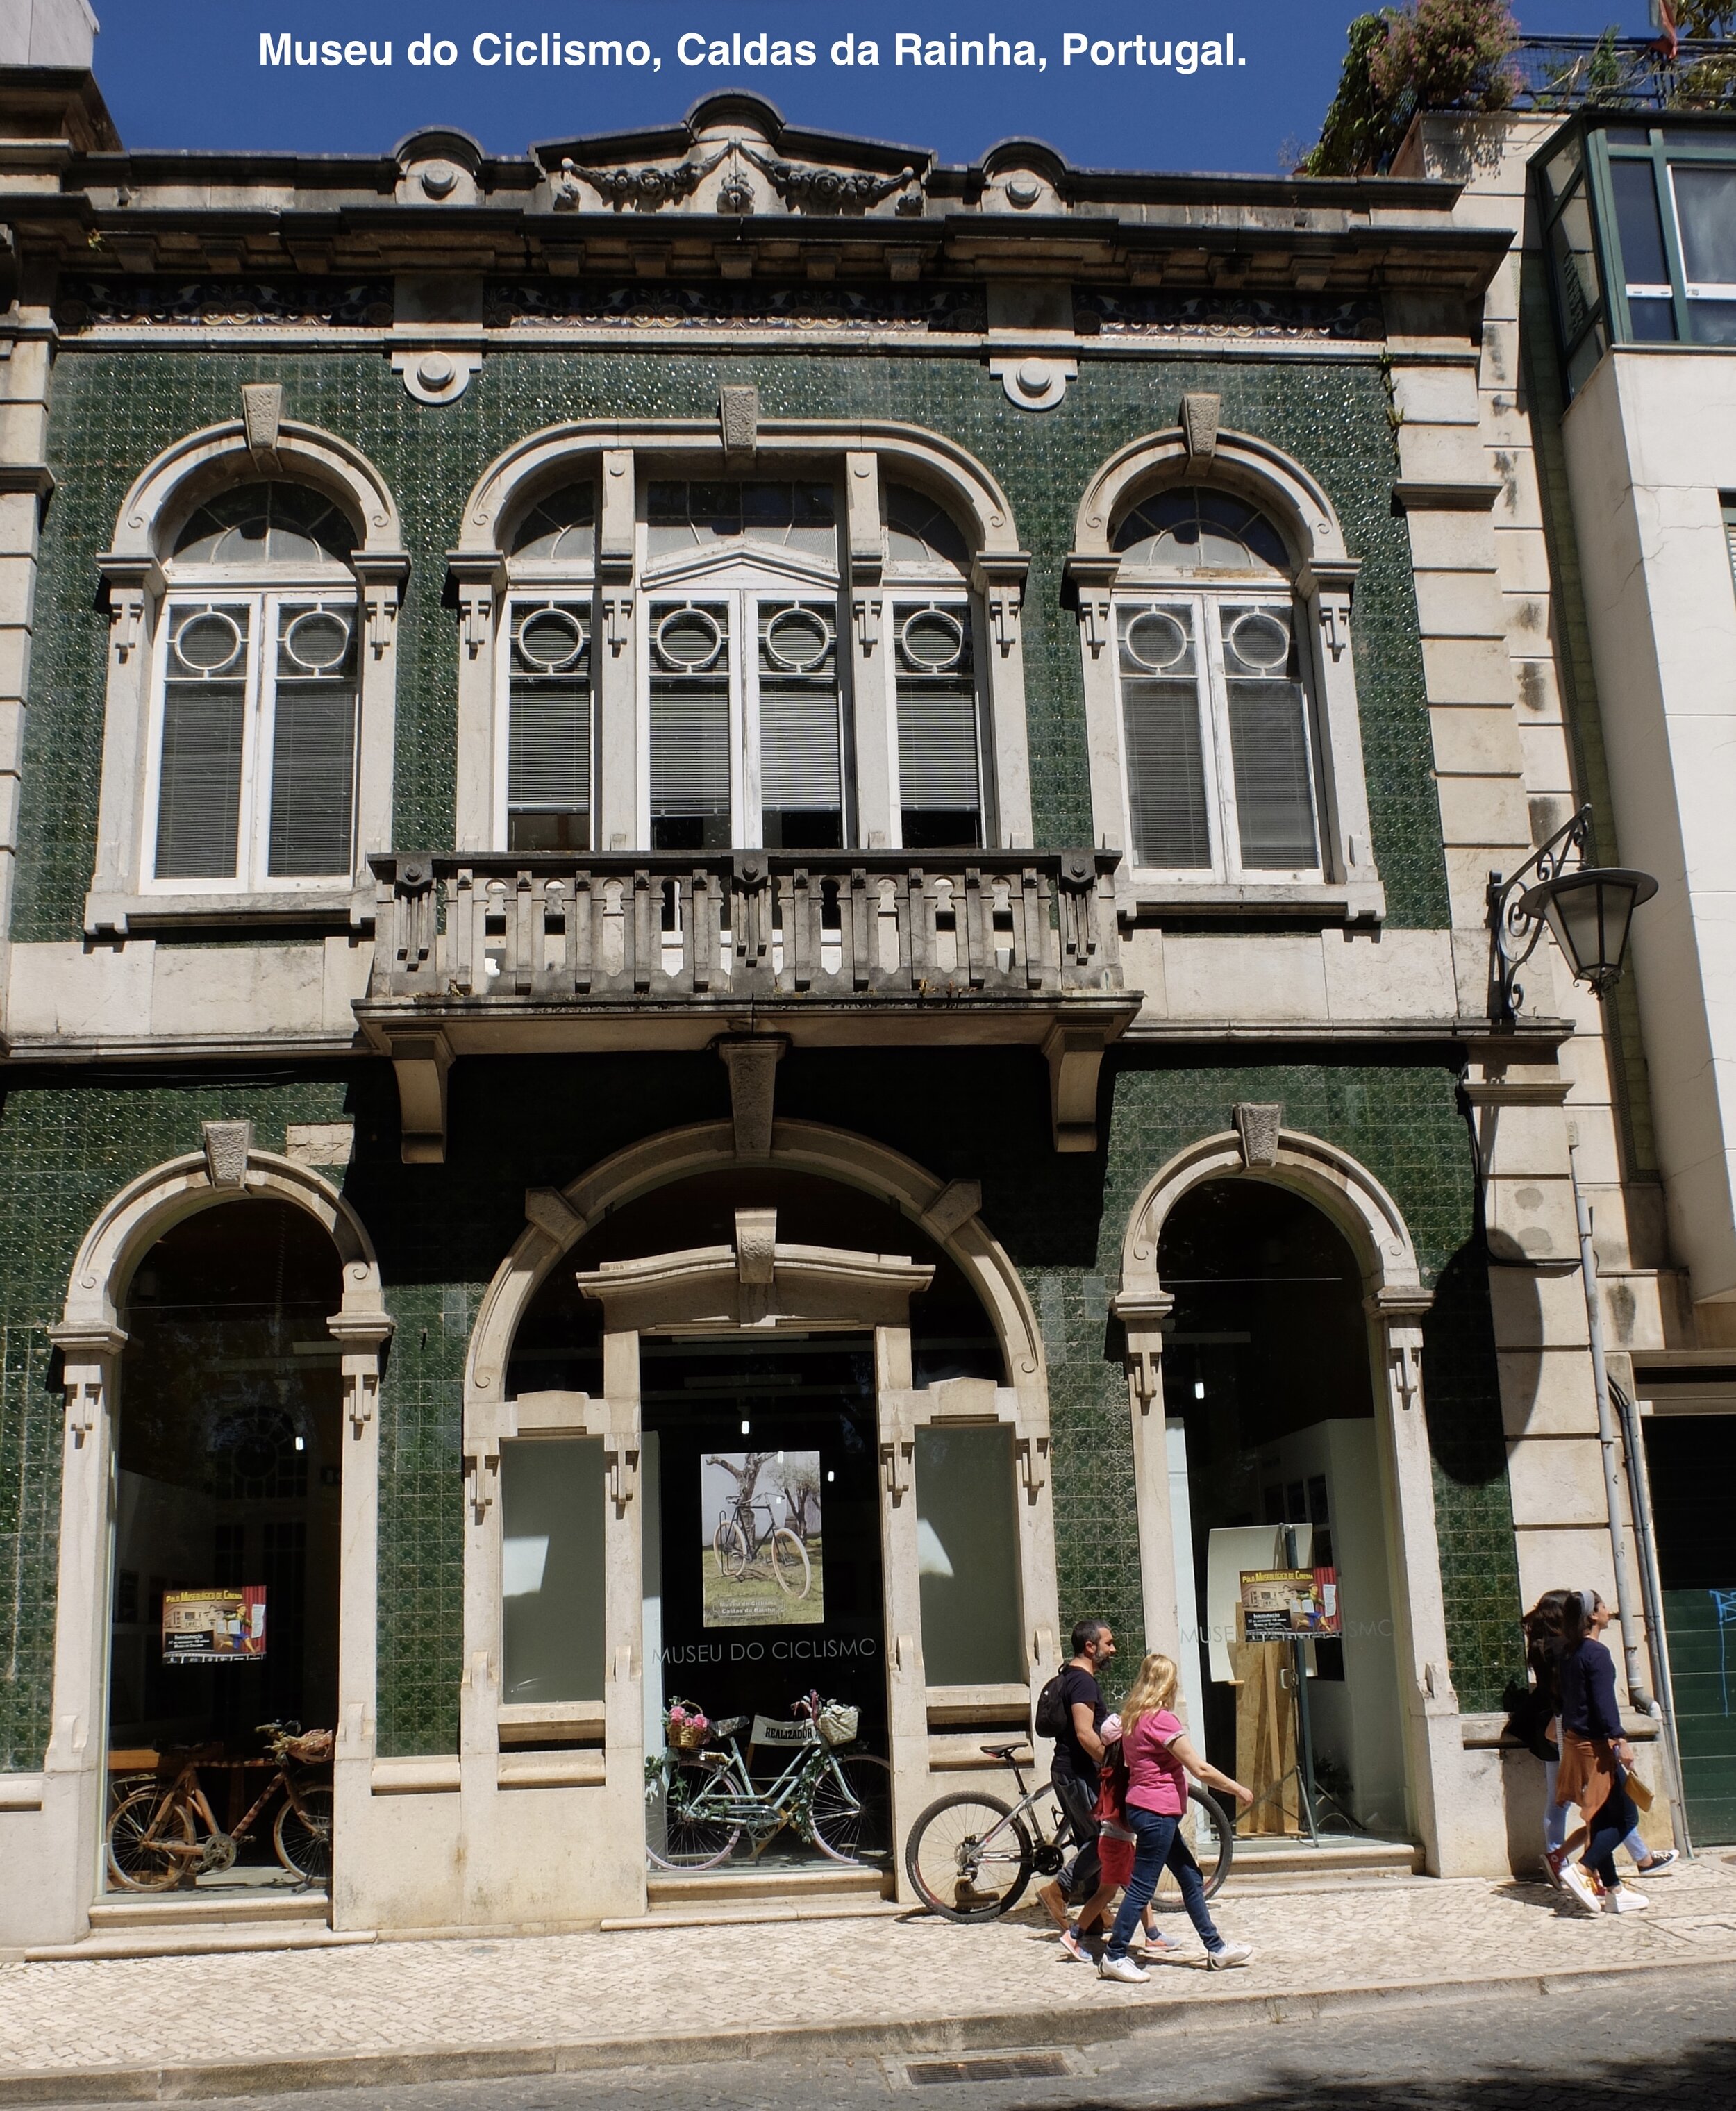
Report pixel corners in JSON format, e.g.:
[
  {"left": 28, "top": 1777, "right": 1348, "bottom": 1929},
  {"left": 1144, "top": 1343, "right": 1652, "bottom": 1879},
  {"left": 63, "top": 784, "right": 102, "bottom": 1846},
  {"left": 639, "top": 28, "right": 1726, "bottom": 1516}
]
[{"left": 1106, "top": 1805, "right": 1223, "bottom": 1961}]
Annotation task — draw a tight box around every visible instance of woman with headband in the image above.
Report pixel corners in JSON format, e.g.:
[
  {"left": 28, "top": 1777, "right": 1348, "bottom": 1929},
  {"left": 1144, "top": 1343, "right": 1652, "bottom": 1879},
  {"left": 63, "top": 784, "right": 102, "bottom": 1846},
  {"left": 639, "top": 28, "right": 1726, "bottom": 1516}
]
[{"left": 1554, "top": 1589, "right": 1648, "bottom": 1915}]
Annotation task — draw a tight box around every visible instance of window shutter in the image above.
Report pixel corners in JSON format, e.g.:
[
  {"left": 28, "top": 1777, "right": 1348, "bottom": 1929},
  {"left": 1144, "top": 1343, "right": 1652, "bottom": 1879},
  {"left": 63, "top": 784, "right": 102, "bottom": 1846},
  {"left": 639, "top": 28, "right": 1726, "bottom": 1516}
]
[
  {"left": 155, "top": 684, "right": 244, "bottom": 879},
  {"left": 1122, "top": 679, "right": 1211, "bottom": 868},
  {"left": 1226, "top": 681, "right": 1318, "bottom": 870},
  {"left": 509, "top": 687, "right": 592, "bottom": 812},
  {"left": 760, "top": 687, "right": 841, "bottom": 810},
  {"left": 268, "top": 687, "right": 356, "bottom": 877},
  {"left": 897, "top": 690, "right": 979, "bottom": 810},
  {"left": 651, "top": 688, "right": 730, "bottom": 815}
]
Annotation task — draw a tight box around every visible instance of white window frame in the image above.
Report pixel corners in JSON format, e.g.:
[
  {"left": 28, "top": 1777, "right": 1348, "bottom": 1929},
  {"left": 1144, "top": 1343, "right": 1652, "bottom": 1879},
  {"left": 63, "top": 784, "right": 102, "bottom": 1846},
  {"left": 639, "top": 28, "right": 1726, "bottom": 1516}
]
[
  {"left": 86, "top": 419, "right": 406, "bottom": 937},
  {"left": 451, "top": 425, "right": 1035, "bottom": 858},
  {"left": 883, "top": 587, "right": 993, "bottom": 853},
  {"left": 634, "top": 497, "right": 851, "bottom": 854},
  {"left": 1068, "top": 432, "right": 1383, "bottom": 922},
  {"left": 1109, "top": 579, "right": 1325, "bottom": 888},
  {"left": 494, "top": 583, "right": 599, "bottom": 854},
  {"left": 140, "top": 574, "right": 362, "bottom": 896}
]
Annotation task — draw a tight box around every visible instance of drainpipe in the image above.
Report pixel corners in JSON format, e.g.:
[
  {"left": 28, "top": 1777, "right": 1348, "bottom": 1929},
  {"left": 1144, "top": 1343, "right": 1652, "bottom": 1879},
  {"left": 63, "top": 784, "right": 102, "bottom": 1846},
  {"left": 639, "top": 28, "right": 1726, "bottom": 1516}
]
[
  {"left": 1568, "top": 1143, "right": 1651, "bottom": 1711},
  {"left": 1610, "top": 1371, "right": 1694, "bottom": 1856}
]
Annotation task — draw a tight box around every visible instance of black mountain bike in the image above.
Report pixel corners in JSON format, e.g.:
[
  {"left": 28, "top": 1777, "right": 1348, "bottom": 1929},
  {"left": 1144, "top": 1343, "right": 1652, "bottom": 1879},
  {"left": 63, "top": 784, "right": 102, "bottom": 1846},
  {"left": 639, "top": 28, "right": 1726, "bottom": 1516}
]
[{"left": 903, "top": 1738, "right": 1233, "bottom": 1921}]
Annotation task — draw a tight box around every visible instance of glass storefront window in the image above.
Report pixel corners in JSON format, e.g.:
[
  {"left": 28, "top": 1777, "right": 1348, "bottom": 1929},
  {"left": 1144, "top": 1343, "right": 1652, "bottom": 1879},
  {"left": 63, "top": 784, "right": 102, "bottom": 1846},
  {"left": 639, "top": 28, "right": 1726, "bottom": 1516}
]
[
  {"left": 915, "top": 1425, "right": 1023, "bottom": 1686},
  {"left": 500, "top": 1439, "right": 605, "bottom": 1705}
]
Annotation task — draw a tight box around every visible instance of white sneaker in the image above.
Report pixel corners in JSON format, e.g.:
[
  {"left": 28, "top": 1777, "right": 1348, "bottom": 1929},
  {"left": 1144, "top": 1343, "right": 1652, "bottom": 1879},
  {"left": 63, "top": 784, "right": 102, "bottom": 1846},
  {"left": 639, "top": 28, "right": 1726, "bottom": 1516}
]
[
  {"left": 1098, "top": 1953, "right": 1149, "bottom": 1984},
  {"left": 1603, "top": 1887, "right": 1649, "bottom": 1915},
  {"left": 1205, "top": 1942, "right": 1253, "bottom": 1970},
  {"left": 1560, "top": 1860, "right": 1601, "bottom": 1914}
]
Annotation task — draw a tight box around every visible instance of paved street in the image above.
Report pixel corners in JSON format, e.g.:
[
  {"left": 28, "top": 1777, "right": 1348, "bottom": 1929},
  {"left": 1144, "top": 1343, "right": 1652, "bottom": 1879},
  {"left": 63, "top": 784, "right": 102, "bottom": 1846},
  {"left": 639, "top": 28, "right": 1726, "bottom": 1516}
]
[
  {"left": 22, "top": 1963, "right": 1736, "bottom": 2111},
  {"left": 2, "top": 1857, "right": 1735, "bottom": 2104}
]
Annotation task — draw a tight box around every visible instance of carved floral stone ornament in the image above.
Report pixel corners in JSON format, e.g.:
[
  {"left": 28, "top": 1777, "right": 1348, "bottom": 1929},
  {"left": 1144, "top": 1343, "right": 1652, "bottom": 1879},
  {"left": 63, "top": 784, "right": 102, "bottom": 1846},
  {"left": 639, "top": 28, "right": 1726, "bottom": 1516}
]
[
  {"left": 560, "top": 144, "right": 731, "bottom": 211},
  {"left": 736, "top": 141, "right": 921, "bottom": 212}
]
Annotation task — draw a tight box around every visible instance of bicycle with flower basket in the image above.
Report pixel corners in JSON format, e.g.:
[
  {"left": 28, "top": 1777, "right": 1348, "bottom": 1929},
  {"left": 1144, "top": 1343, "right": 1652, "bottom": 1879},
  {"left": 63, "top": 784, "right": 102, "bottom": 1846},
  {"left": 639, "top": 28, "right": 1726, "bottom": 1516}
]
[
  {"left": 645, "top": 1694, "right": 890, "bottom": 1871},
  {"left": 106, "top": 1719, "right": 334, "bottom": 1892}
]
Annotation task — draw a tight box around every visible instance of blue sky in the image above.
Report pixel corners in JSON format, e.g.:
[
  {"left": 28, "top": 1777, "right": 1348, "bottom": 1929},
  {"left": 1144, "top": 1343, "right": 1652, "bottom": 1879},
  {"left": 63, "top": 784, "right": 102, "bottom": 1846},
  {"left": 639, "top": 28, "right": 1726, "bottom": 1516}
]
[{"left": 90, "top": 3, "right": 1655, "bottom": 171}]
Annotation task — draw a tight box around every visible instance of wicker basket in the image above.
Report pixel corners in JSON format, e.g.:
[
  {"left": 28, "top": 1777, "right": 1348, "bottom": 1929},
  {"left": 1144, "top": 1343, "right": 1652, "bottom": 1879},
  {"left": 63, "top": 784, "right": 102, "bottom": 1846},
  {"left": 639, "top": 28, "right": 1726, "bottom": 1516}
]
[
  {"left": 667, "top": 1719, "right": 707, "bottom": 1753},
  {"left": 816, "top": 1702, "right": 858, "bottom": 1747},
  {"left": 285, "top": 1729, "right": 334, "bottom": 1765}
]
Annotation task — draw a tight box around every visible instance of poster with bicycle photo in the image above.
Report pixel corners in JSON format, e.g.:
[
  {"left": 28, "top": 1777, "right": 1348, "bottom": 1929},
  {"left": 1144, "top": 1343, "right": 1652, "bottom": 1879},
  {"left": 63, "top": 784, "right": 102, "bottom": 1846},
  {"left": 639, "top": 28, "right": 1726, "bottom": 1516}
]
[{"left": 700, "top": 1451, "right": 823, "bottom": 1628}]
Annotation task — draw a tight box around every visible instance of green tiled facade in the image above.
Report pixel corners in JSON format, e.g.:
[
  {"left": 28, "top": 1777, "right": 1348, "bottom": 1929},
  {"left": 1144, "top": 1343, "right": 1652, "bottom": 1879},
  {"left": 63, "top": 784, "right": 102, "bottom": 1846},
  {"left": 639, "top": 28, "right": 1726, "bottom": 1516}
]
[{"left": 0, "top": 332, "right": 1523, "bottom": 1777}]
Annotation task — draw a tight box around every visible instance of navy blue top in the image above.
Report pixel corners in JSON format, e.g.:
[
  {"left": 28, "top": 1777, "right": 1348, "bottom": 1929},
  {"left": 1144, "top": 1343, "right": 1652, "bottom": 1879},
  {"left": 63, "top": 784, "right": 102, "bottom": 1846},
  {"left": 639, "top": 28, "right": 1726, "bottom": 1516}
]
[{"left": 1559, "top": 1636, "right": 1622, "bottom": 1742}]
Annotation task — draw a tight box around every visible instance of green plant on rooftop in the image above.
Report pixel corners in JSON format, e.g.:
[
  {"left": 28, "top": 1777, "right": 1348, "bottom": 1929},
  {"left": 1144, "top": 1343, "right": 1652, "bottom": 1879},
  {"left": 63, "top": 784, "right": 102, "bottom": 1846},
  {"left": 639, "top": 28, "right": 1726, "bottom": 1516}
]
[{"left": 1305, "top": 0, "right": 1521, "bottom": 175}]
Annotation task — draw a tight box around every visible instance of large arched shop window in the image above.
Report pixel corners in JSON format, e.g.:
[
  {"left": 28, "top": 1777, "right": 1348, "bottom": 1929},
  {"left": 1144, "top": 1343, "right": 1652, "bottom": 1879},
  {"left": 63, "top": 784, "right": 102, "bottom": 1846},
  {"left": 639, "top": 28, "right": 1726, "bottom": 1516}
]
[
  {"left": 1156, "top": 1179, "right": 1405, "bottom": 1837},
  {"left": 109, "top": 1201, "right": 344, "bottom": 1864},
  {"left": 149, "top": 484, "right": 362, "bottom": 887},
  {"left": 498, "top": 1171, "right": 1017, "bottom": 1735},
  {"left": 1111, "top": 486, "right": 1323, "bottom": 881}
]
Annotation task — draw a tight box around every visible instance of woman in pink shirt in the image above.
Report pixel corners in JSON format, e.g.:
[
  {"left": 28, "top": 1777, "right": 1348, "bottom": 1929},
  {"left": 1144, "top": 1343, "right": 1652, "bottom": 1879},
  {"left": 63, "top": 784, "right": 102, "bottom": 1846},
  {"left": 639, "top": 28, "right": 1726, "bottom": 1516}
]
[{"left": 1099, "top": 1652, "right": 1255, "bottom": 1985}]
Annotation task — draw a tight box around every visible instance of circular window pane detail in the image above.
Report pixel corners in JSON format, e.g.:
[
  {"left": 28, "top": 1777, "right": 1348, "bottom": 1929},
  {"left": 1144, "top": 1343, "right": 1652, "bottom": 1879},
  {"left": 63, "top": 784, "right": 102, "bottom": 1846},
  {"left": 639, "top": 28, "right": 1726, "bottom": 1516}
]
[
  {"left": 173, "top": 609, "right": 244, "bottom": 674},
  {"left": 1122, "top": 609, "right": 1190, "bottom": 673},
  {"left": 899, "top": 608, "right": 965, "bottom": 672},
  {"left": 763, "top": 606, "right": 832, "bottom": 673},
  {"left": 1230, "top": 610, "right": 1291, "bottom": 672},
  {"left": 283, "top": 608, "right": 352, "bottom": 674},
  {"left": 516, "top": 606, "right": 587, "bottom": 672},
  {"left": 656, "top": 607, "right": 724, "bottom": 671}
]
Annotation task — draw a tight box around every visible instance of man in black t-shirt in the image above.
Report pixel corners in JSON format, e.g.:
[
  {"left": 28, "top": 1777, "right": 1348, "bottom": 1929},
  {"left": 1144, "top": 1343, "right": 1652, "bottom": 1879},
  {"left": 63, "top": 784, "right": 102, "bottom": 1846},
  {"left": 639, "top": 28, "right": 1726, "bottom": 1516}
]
[{"left": 1046, "top": 1617, "right": 1115, "bottom": 1907}]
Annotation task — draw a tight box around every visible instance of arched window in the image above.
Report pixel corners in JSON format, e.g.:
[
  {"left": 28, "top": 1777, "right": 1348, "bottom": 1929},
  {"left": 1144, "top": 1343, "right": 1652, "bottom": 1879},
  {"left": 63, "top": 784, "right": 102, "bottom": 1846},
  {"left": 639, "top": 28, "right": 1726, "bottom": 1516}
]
[
  {"left": 148, "top": 483, "right": 362, "bottom": 887},
  {"left": 503, "top": 481, "right": 596, "bottom": 851},
  {"left": 883, "top": 484, "right": 985, "bottom": 851},
  {"left": 1110, "top": 483, "right": 1321, "bottom": 879},
  {"left": 453, "top": 426, "right": 1034, "bottom": 860}
]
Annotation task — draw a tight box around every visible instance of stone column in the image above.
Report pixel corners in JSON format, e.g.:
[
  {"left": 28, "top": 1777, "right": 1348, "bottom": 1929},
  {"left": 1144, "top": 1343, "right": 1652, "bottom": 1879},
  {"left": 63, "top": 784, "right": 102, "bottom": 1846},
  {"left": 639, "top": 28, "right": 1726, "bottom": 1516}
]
[
  {"left": 1364, "top": 1287, "right": 1469, "bottom": 1875},
  {"left": 0, "top": 313, "right": 53, "bottom": 1037},
  {"left": 31, "top": 1322, "right": 127, "bottom": 1947},
  {"left": 1111, "top": 1285, "right": 1186, "bottom": 1671},
  {"left": 874, "top": 1322, "right": 927, "bottom": 1901},
  {"left": 326, "top": 1308, "right": 394, "bottom": 1934}
]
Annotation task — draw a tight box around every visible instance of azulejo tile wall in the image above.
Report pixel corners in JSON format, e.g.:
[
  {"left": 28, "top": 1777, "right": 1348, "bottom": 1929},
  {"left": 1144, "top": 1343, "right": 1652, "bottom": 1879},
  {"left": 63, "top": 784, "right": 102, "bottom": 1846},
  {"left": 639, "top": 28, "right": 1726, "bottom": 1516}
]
[
  {"left": 0, "top": 1040, "right": 1520, "bottom": 1770},
  {"left": 19, "top": 342, "right": 1446, "bottom": 943}
]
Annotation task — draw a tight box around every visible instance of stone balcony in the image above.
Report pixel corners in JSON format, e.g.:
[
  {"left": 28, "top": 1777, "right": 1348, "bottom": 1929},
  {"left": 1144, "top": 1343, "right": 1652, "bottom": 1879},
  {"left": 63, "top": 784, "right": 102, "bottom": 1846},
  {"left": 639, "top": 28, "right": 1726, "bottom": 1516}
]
[{"left": 356, "top": 849, "right": 1139, "bottom": 1162}]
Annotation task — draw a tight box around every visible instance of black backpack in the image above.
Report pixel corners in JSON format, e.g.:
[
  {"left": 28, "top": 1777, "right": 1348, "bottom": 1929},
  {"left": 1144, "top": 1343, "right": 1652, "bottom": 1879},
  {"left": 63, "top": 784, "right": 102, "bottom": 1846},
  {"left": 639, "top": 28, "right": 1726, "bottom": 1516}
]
[{"left": 1034, "top": 1672, "right": 1069, "bottom": 1739}]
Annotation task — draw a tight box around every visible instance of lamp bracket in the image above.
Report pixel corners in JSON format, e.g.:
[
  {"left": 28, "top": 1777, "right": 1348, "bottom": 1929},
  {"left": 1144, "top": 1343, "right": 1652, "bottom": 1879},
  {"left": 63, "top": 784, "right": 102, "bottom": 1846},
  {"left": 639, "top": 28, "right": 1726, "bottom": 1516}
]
[{"left": 1486, "top": 803, "right": 1592, "bottom": 1028}]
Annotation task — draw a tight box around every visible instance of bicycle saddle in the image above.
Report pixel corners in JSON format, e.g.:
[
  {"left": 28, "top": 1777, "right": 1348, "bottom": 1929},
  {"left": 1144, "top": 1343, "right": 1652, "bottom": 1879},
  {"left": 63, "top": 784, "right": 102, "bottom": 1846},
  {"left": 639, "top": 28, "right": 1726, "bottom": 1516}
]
[
  {"left": 979, "top": 1740, "right": 1029, "bottom": 1762},
  {"left": 712, "top": 1714, "right": 750, "bottom": 1737}
]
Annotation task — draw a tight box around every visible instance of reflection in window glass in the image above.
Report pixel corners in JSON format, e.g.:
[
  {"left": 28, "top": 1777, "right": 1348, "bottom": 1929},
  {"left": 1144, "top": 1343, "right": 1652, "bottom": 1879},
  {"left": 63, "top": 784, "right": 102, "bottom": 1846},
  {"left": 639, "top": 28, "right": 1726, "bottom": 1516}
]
[
  {"left": 647, "top": 481, "right": 835, "bottom": 561},
  {"left": 174, "top": 484, "right": 356, "bottom": 567},
  {"left": 1674, "top": 164, "right": 1736, "bottom": 288},
  {"left": 501, "top": 1440, "right": 605, "bottom": 1706},
  {"left": 1221, "top": 604, "right": 1318, "bottom": 871},
  {"left": 1119, "top": 603, "right": 1210, "bottom": 870},
  {"left": 885, "top": 485, "right": 970, "bottom": 574},
  {"left": 915, "top": 1426, "right": 1023, "bottom": 1687},
  {"left": 1114, "top": 487, "right": 1290, "bottom": 573},
  {"left": 511, "top": 484, "right": 596, "bottom": 562},
  {"left": 1611, "top": 158, "right": 1676, "bottom": 341},
  {"left": 1549, "top": 184, "right": 1601, "bottom": 347}
]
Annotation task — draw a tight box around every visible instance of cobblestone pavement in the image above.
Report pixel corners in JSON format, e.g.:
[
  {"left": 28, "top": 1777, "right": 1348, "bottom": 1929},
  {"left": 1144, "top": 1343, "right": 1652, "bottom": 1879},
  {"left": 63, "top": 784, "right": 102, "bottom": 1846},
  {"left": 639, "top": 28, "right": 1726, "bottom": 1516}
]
[
  {"left": 153, "top": 1962, "right": 1736, "bottom": 2111},
  {"left": 2, "top": 1859, "right": 1735, "bottom": 2086}
]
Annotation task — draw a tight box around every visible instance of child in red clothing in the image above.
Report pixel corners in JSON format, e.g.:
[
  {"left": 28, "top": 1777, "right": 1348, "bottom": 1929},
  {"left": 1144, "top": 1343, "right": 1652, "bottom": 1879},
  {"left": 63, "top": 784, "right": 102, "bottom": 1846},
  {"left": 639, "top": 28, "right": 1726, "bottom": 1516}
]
[{"left": 1055, "top": 1713, "right": 1178, "bottom": 1962}]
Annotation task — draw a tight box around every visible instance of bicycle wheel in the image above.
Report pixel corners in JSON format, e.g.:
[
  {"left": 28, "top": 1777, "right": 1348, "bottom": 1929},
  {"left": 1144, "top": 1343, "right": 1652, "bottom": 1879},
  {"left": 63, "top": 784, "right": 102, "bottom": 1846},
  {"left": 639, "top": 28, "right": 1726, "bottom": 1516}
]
[
  {"left": 645, "top": 1759, "right": 744, "bottom": 1871},
  {"left": 274, "top": 1783, "right": 334, "bottom": 1885},
  {"left": 1155, "top": 1783, "right": 1233, "bottom": 1905},
  {"left": 714, "top": 1519, "right": 749, "bottom": 1582},
  {"left": 769, "top": 1527, "right": 812, "bottom": 1601},
  {"left": 808, "top": 1752, "right": 891, "bottom": 1865},
  {"left": 106, "top": 1786, "right": 195, "bottom": 1892},
  {"left": 905, "top": 1790, "right": 1033, "bottom": 1920}
]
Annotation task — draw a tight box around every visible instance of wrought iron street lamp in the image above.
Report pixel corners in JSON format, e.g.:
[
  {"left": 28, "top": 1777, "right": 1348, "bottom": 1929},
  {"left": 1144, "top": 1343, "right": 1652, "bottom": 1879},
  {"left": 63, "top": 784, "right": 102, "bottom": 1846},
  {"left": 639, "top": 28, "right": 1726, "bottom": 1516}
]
[{"left": 1487, "top": 803, "right": 1657, "bottom": 1028}]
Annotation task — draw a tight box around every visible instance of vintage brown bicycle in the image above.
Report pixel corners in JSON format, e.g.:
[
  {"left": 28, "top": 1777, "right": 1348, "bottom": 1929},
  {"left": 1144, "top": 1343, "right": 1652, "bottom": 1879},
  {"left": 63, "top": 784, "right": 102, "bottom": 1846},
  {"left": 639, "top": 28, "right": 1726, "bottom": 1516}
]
[{"left": 106, "top": 1719, "right": 334, "bottom": 1891}]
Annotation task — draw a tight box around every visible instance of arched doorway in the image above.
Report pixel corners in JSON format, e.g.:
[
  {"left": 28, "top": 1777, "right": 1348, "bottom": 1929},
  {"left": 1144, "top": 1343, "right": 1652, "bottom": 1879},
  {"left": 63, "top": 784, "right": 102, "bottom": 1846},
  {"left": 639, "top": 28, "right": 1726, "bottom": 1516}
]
[
  {"left": 106, "top": 1200, "right": 344, "bottom": 1894},
  {"left": 1157, "top": 1178, "right": 1406, "bottom": 1840},
  {"left": 501, "top": 1167, "right": 1011, "bottom": 1877}
]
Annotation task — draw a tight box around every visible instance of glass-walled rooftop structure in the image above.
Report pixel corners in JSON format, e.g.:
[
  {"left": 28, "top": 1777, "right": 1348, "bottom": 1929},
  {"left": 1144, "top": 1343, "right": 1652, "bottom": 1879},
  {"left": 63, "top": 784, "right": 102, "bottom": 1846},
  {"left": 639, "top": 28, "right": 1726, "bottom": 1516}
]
[{"left": 1537, "top": 112, "right": 1736, "bottom": 396}]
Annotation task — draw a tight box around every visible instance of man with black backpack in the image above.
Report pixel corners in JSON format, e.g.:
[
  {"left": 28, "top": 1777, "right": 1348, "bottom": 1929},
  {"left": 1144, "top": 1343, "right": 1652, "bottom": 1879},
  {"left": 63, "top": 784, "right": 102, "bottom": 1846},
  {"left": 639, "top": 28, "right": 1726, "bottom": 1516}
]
[{"left": 1034, "top": 1617, "right": 1115, "bottom": 1924}]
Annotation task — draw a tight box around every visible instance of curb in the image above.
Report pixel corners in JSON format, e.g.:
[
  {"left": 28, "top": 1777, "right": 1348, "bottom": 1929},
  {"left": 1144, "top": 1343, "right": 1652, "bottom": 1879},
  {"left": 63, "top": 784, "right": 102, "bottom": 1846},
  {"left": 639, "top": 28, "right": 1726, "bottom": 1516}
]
[{"left": 0, "top": 1951, "right": 1730, "bottom": 2105}]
